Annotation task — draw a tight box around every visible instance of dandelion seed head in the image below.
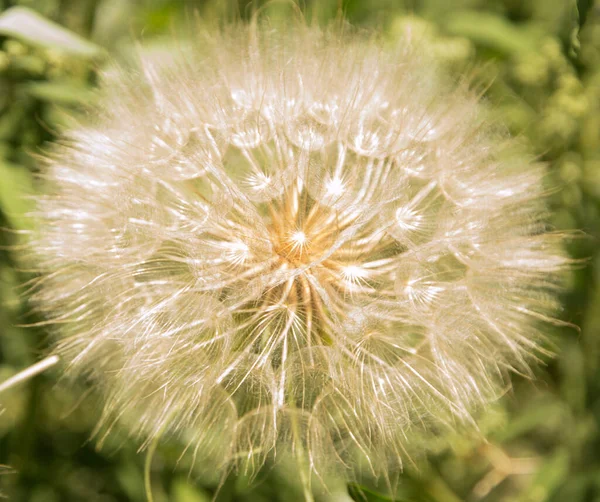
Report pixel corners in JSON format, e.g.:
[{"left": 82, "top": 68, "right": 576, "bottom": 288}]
[{"left": 30, "top": 24, "right": 569, "bottom": 483}]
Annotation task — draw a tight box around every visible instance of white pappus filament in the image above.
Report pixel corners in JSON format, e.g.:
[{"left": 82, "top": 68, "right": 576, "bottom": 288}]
[{"left": 29, "top": 24, "right": 569, "bottom": 485}]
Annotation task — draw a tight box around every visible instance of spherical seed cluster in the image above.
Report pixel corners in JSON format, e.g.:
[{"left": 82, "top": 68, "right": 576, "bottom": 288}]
[{"left": 31, "top": 26, "right": 567, "bottom": 479}]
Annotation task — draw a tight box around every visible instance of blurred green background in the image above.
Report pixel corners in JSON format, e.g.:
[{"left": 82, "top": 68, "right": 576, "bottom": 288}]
[{"left": 0, "top": 0, "right": 599, "bottom": 501}]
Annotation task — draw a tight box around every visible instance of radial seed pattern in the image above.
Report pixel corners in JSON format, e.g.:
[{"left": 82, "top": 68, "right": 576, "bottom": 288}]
[{"left": 31, "top": 26, "right": 568, "bottom": 478}]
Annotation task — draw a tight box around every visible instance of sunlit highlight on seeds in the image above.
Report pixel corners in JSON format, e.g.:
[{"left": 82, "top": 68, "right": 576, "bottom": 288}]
[{"left": 30, "top": 24, "right": 568, "bottom": 486}]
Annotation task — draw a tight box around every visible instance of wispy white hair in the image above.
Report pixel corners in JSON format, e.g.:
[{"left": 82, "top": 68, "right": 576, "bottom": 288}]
[{"left": 29, "top": 21, "right": 569, "bottom": 488}]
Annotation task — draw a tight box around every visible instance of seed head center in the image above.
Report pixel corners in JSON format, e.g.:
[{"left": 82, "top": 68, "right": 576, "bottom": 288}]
[{"left": 268, "top": 186, "right": 339, "bottom": 270}]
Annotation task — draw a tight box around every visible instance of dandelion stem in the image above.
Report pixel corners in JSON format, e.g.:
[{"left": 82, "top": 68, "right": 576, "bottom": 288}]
[
  {"left": 0, "top": 355, "right": 59, "bottom": 395},
  {"left": 144, "top": 434, "right": 160, "bottom": 502}
]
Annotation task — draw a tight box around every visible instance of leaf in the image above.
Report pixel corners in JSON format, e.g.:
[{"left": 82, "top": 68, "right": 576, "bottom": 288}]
[
  {"left": 171, "top": 479, "right": 211, "bottom": 502},
  {"left": 0, "top": 160, "right": 34, "bottom": 231},
  {"left": 348, "top": 482, "right": 428, "bottom": 502},
  {"left": 494, "top": 395, "right": 567, "bottom": 443},
  {"left": 567, "top": 0, "right": 582, "bottom": 58},
  {"left": 445, "top": 11, "right": 539, "bottom": 56},
  {"left": 25, "top": 80, "right": 96, "bottom": 106},
  {"left": 517, "top": 449, "right": 570, "bottom": 502},
  {"left": 577, "top": 0, "right": 594, "bottom": 29},
  {"left": 348, "top": 484, "right": 397, "bottom": 502},
  {"left": 0, "top": 7, "right": 103, "bottom": 58}
]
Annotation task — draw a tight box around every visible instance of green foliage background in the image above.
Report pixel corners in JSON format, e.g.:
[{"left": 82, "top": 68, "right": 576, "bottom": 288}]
[{"left": 0, "top": 0, "right": 598, "bottom": 500}]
